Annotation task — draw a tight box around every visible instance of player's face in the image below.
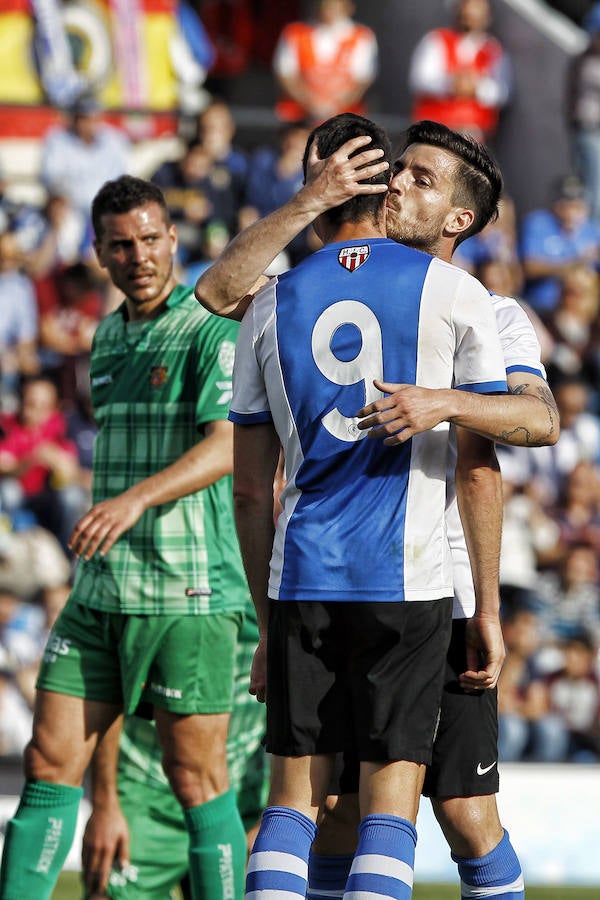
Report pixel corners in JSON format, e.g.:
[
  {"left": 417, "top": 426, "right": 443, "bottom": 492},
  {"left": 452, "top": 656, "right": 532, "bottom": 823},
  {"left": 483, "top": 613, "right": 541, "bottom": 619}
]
[
  {"left": 94, "top": 202, "right": 178, "bottom": 319},
  {"left": 386, "top": 143, "right": 462, "bottom": 256}
]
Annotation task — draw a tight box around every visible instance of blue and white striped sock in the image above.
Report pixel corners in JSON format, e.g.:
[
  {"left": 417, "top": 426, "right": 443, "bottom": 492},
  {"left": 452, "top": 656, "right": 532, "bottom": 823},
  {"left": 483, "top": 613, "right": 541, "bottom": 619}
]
[
  {"left": 452, "top": 829, "right": 525, "bottom": 899},
  {"left": 245, "top": 805, "right": 317, "bottom": 899},
  {"left": 343, "top": 814, "right": 417, "bottom": 899},
  {"left": 307, "top": 850, "right": 354, "bottom": 899}
]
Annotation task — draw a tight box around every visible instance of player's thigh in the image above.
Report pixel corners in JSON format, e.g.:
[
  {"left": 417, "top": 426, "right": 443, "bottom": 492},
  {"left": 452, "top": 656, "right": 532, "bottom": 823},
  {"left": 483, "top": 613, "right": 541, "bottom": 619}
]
[
  {"left": 105, "top": 780, "right": 188, "bottom": 900},
  {"left": 423, "top": 618, "right": 499, "bottom": 799}
]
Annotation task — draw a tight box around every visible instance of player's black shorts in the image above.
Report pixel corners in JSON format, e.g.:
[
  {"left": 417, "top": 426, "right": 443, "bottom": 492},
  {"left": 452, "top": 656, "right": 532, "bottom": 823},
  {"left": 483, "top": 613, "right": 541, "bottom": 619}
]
[
  {"left": 422, "top": 617, "right": 499, "bottom": 798},
  {"left": 265, "top": 597, "right": 453, "bottom": 764}
]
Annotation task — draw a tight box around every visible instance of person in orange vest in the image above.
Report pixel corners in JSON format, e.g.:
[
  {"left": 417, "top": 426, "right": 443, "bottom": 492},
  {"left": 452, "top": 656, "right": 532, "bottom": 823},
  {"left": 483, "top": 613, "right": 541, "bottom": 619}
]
[
  {"left": 272, "top": 0, "right": 378, "bottom": 126},
  {"left": 409, "top": 0, "right": 511, "bottom": 143}
]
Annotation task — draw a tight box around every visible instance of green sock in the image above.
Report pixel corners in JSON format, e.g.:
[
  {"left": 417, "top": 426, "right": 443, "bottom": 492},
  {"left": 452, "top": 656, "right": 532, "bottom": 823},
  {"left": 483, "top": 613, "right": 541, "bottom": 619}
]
[
  {"left": 184, "top": 789, "right": 247, "bottom": 900},
  {"left": 0, "top": 780, "right": 83, "bottom": 900}
]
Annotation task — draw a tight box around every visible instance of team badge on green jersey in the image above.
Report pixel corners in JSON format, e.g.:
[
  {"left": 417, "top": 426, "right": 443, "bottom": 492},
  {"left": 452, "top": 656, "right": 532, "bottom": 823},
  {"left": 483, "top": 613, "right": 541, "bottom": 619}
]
[{"left": 150, "top": 366, "right": 169, "bottom": 387}]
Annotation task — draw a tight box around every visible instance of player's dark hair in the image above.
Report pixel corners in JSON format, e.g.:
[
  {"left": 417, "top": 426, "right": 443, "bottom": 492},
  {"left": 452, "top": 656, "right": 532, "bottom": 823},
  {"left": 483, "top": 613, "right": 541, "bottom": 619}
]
[
  {"left": 397, "top": 120, "right": 503, "bottom": 245},
  {"left": 91, "top": 175, "right": 171, "bottom": 240},
  {"left": 303, "top": 112, "right": 391, "bottom": 227}
]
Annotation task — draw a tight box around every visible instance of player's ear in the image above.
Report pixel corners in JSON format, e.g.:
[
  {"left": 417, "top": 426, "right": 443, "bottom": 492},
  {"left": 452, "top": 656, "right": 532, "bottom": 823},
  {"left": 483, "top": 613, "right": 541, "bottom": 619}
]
[{"left": 445, "top": 206, "right": 475, "bottom": 239}]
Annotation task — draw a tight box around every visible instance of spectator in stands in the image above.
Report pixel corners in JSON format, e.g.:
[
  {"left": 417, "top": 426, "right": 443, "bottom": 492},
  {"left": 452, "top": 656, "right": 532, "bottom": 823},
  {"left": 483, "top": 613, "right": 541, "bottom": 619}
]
[
  {"left": 545, "top": 263, "right": 600, "bottom": 386},
  {"left": 0, "top": 520, "right": 71, "bottom": 608},
  {"left": 409, "top": 0, "right": 511, "bottom": 143},
  {"left": 0, "top": 169, "right": 45, "bottom": 254},
  {"left": 272, "top": 0, "right": 378, "bottom": 125},
  {"left": 0, "top": 230, "right": 40, "bottom": 410},
  {"left": 151, "top": 139, "right": 239, "bottom": 268},
  {"left": 0, "top": 375, "right": 82, "bottom": 550},
  {"left": 536, "top": 541, "right": 600, "bottom": 645},
  {"left": 567, "top": 2, "right": 600, "bottom": 221},
  {"left": 34, "top": 260, "right": 104, "bottom": 406},
  {"left": 519, "top": 173, "right": 600, "bottom": 319},
  {"left": 525, "top": 631, "right": 600, "bottom": 762},
  {"left": 195, "top": 99, "right": 249, "bottom": 210},
  {"left": 551, "top": 459, "right": 600, "bottom": 553},
  {"left": 39, "top": 94, "right": 131, "bottom": 223},
  {"left": 24, "top": 191, "right": 88, "bottom": 280},
  {"left": 245, "top": 121, "right": 312, "bottom": 263}
]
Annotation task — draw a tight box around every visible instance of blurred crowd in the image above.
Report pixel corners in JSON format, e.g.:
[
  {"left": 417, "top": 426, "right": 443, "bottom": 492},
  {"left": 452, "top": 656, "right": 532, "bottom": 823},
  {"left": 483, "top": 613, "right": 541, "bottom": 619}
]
[{"left": 1, "top": 0, "right": 600, "bottom": 764}]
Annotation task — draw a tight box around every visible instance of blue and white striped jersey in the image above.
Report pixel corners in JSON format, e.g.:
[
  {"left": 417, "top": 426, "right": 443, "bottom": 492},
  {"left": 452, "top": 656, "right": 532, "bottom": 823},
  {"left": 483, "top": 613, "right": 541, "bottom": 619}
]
[{"left": 230, "top": 237, "right": 507, "bottom": 603}]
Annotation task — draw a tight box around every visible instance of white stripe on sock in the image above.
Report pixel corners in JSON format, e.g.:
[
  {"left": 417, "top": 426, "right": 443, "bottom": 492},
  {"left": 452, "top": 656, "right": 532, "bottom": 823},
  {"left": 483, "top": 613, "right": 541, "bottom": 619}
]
[
  {"left": 344, "top": 891, "right": 404, "bottom": 900},
  {"left": 247, "top": 849, "right": 308, "bottom": 879},
  {"left": 461, "top": 872, "right": 525, "bottom": 897},
  {"left": 246, "top": 892, "right": 306, "bottom": 900},
  {"left": 350, "top": 853, "right": 414, "bottom": 887}
]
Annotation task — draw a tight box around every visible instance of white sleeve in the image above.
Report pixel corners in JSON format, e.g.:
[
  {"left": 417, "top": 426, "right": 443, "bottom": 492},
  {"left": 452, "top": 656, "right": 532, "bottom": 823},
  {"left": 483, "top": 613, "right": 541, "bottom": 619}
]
[
  {"left": 229, "top": 287, "right": 274, "bottom": 424},
  {"left": 452, "top": 272, "right": 508, "bottom": 392},
  {"left": 493, "top": 295, "right": 546, "bottom": 377}
]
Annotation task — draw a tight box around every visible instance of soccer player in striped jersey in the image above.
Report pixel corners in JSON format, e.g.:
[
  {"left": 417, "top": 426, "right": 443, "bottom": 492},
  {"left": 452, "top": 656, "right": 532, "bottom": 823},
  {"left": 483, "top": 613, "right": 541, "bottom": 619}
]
[
  {"left": 229, "top": 112, "right": 507, "bottom": 900},
  {"left": 196, "top": 121, "right": 559, "bottom": 900}
]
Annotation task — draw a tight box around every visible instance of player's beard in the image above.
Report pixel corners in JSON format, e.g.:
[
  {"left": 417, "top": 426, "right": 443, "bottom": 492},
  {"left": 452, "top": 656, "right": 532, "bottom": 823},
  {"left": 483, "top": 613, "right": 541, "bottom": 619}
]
[{"left": 386, "top": 207, "right": 446, "bottom": 256}]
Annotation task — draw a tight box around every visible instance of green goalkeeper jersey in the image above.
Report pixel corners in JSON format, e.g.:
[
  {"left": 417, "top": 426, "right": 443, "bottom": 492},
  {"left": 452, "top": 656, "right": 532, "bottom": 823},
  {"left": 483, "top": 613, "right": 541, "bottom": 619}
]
[{"left": 71, "top": 284, "right": 248, "bottom": 616}]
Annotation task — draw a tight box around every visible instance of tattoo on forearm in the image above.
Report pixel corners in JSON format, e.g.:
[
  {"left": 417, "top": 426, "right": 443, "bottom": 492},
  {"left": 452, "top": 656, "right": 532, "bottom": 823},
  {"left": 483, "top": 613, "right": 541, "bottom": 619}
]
[{"left": 500, "top": 382, "right": 559, "bottom": 446}]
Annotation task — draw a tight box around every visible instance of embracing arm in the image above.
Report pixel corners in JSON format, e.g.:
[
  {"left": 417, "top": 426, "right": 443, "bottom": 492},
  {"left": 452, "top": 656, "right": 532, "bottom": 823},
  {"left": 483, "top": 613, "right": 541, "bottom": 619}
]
[
  {"left": 455, "top": 427, "right": 505, "bottom": 690},
  {"left": 357, "top": 371, "right": 559, "bottom": 448},
  {"left": 194, "top": 135, "right": 389, "bottom": 320},
  {"left": 82, "top": 715, "right": 129, "bottom": 897},
  {"left": 70, "top": 418, "right": 233, "bottom": 559},
  {"left": 233, "top": 422, "right": 281, "bottom": 701}
]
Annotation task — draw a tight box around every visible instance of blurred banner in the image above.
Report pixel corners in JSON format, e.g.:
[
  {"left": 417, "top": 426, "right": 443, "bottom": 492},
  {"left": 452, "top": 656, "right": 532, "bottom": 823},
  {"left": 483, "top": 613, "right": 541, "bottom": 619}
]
[{"left": 0, "top": 0, "right": 215, "bottom": 136}]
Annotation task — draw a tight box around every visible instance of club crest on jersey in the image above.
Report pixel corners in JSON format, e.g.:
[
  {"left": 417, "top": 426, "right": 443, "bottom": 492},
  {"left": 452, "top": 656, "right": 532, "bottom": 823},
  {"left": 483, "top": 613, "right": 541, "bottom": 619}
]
[
  {"left": 338, "top": 245, "right": 370, "bottom": 272},
  {"left": 150, "top": 366, "right": 169, "bottom": 387}
]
